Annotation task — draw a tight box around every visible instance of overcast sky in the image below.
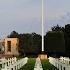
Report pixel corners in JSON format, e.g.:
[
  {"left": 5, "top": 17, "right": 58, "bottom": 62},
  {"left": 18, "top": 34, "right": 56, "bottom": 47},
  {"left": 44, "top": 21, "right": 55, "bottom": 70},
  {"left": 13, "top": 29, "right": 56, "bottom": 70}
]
[
  {"left": 0, "top": 0, "right": 70, "bottom": 37},
  {"left": 45, "top": 0, "right": 70, "bottom": 33},
  {"left": 0, "top": 0, "right": 42, "bottom": 38}
]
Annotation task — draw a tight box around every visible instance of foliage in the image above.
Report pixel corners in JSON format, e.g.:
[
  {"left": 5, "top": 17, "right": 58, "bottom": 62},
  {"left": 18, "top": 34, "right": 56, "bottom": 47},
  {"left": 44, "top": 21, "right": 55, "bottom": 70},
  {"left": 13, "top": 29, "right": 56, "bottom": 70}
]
[
  {"left": 8, "top": 32, "right": 42, "bottom": 56},
  {"left": 45, "top": 24, "right": 70, "bottom": 57},
  {"left": 51, "top": 24, "right": 65, "bottom": 32},
  {"left": 65, "top": 24, "right": 70, "bottom": 56},
  {"left": 44, "top": 31, "right": 65, "bottom": 57},
  {"left": 7, "top": 24, "right": 70, "bottom": 57}
]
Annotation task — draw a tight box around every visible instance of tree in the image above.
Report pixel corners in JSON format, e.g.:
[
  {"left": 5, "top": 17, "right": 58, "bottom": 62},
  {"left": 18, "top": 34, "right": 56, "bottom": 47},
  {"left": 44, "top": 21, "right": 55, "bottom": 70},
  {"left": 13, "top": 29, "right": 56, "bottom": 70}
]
[
  {"left": 8, "top": 31, "right": 19, "bottom": 38},
  {"left": 8, "top": 31, "right": 42, "bottom": 56},
  {"left": 45, "top": 24, "right": 65, "bottom": 57},
  {"left": 45, "top": 31, "right": 65, "bottom": 57},
  {"left": 51, "top": 24, "right": 65, "bottom": 32},
  {"left": 65, "top": 24, "right": 70, "bottom": 56}
]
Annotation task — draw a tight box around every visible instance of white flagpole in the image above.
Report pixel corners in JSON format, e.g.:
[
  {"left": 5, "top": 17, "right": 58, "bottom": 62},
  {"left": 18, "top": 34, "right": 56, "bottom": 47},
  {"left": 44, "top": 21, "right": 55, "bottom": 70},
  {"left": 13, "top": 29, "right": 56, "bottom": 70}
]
[{"left": 42, "top": 0, "right": 44, "bottom": 52}]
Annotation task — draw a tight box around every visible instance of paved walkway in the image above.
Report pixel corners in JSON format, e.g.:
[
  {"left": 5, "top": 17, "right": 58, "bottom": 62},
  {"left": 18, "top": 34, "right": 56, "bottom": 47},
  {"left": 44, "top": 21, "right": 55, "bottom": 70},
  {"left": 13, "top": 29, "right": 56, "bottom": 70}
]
[{"left": 34, "top": 57, "right": 43, "bottom": 70}]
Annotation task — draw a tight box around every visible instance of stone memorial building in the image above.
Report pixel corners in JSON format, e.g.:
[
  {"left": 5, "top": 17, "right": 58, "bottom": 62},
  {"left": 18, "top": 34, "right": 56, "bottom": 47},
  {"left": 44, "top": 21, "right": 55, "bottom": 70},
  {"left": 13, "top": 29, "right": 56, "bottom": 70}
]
[{"left": 0, "top": 38, "right": 19, "bottom": 56}]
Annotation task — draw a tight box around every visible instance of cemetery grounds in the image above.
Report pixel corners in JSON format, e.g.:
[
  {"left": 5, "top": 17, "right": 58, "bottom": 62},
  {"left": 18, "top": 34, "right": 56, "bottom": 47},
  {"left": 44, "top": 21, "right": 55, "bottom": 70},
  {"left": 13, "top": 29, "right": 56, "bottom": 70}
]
[{"left": 0, "top": 57, "right": 58, "bottom": 70}]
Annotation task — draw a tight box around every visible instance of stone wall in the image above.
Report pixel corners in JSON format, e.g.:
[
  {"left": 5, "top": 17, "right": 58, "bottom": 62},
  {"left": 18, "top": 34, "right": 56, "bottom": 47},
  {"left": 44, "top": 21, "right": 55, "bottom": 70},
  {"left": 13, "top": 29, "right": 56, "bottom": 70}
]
[{"left": 4, "top": 38, "right": 19, "bottom": 56}]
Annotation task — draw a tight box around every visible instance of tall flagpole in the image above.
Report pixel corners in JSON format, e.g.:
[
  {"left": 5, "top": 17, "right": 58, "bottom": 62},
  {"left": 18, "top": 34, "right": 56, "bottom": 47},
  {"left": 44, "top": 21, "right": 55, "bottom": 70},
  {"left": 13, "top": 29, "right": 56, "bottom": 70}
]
[
  {"left": 39, "top": 0, "right": 47, "bottom": 60},
  {"left": 42, "top": 0, "right": 44, "bottom": 52},
  {"left": 38, "top": 0, "right": 47, "bottom": 59}
]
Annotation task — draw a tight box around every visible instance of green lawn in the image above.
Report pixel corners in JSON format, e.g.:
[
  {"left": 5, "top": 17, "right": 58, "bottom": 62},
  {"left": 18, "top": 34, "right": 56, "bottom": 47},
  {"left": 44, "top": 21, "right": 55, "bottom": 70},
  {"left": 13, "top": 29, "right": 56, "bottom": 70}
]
[
  {"left": 41, "top": 59, "right": 58, "bottom": 70},
  {"left": 18, "top": 58, "right": 58, "bottom": 70},
  {"left": 18, "top": 58, "right": 36, "bottom": 70}
]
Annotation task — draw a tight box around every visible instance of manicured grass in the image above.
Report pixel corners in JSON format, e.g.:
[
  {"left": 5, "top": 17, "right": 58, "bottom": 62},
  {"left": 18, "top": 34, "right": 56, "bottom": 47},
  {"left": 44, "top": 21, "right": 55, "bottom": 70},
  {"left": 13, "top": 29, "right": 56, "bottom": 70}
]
[
  {"left": 18, "top": 58, "right": 36, "bottom": 70},
  {"left": 41, "top": 59, "right": 58, "bottom": 70}
]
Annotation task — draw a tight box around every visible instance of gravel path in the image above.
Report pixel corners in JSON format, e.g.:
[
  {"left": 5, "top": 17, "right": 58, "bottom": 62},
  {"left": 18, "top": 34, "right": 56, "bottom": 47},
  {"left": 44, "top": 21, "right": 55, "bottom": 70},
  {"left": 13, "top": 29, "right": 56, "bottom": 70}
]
[{"left": 34, "top": 57, "right": 43, "bottom": 70}]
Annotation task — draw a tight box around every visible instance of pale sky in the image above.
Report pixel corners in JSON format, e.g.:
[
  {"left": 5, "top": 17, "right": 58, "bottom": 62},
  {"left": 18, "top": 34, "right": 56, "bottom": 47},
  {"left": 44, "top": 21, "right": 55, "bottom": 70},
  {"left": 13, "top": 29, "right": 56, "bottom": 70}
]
[
  {"left": 0, "top": 0, "right": 42, "bottom": 38},
  {"left": 45, "top": 0, "right": 70, "bottom": 33},
  {"left": 0, "top": 0, "right": 70, "bottom": 37}
]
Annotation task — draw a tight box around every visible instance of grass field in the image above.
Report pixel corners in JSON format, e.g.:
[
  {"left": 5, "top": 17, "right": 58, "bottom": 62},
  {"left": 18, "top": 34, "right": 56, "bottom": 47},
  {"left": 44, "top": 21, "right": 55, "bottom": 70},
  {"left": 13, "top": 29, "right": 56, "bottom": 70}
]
[
  {"left": 41, "top": 59, "right": 58, "bottom": 70},
  {"left": 19, "top": 58, "right": 58, "bottom": 70},
  {"left": 18, "top": 58, "right": 36, "bottom": 70}
]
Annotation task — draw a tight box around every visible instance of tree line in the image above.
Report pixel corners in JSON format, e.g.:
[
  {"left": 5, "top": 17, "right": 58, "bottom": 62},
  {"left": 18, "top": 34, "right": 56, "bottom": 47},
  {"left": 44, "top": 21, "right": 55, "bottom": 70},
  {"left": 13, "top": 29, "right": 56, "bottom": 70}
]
[
  {"left": 8, "top": 32, "right": 42, "bottom": 57},
  {"left": 44, "top": 24, "right": 70, "bottom": 57},
  {"left": 8, "top": 24, "right": 70, "bottom": 57}
]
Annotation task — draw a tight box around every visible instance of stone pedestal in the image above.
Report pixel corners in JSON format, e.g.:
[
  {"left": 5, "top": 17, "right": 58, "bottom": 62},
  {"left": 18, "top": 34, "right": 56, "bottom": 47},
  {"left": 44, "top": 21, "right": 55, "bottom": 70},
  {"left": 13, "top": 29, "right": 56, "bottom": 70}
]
[{"left": 38, "top": 54, "right": 47, "bottom": 60}]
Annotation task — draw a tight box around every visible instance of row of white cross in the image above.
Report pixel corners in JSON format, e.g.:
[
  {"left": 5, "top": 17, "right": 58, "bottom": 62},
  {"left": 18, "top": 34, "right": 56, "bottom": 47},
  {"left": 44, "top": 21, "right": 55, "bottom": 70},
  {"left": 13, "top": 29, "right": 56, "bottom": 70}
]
[
  {"left": 0, "top": 57, "right": 17, "bottom": 68},
  {"left": 1, "top": 56, "right": 69, "bottom": 70},
  {"left": 34, "top": 57, "right": 43, "bottom": 70},
  {"left": 0, "top": 57, "right": 28, "bottom": 70},
  {"left": 49, "top": 57, "right": 70, "bottom": 70}
]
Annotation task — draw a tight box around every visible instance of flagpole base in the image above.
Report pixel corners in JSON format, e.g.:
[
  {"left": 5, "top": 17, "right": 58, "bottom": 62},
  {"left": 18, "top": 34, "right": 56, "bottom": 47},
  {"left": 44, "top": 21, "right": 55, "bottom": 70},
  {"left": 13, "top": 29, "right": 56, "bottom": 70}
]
[{"left": 38, "top": 51, "right": 48, "bottom": 60}]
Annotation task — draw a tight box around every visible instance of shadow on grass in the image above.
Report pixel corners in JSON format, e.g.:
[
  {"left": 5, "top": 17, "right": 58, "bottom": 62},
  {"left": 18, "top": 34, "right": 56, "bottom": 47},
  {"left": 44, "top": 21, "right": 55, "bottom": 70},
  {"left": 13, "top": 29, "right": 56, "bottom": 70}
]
[{"left": 41, "top": 59, "right": 58, "bottom": 70}]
